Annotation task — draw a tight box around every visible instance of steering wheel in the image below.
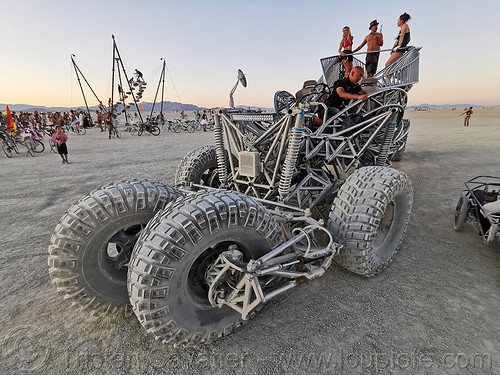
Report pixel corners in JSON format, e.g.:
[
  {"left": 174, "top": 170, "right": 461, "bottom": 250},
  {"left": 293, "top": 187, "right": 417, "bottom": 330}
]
[
  {"left": 298, "top": 83, "right": 331, "bottom": 103},
  {"left": 311, "top": 83, "right": 331, "bottom": 96}
]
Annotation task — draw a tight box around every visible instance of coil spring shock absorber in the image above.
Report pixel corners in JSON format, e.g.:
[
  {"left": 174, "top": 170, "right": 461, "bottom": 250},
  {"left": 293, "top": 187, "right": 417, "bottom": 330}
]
[
  {"left": 213, "top": 113, "right": 228, "bottom": 185},
  {"left": 376, "top": 109, "right": 399, "bottom": 166},
  {"left": 278, "top": 110, "right": 306, "bottom": 199}
]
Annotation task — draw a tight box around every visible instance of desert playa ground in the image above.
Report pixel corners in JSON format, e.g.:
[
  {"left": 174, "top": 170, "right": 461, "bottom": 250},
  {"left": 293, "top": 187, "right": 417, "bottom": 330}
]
[{"left": 0, "top": 108, "right": 499, "bottom": 374}]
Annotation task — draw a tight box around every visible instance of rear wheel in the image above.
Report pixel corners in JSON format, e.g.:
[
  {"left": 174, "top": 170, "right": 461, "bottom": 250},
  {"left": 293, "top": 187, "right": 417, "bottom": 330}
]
[
  {"left": 328, "top": 166, "right": 413, "bottom": 276},
  {"left": 33, "top": 140, "right": 45, "bottom": 153},
  {"left": 454, "top": 192, "right": 469, "bottom": 231},
  {"left": 150, "top": 125, "right": 160, "bottom": 136},
  {"left": 175, "top": 145, "right": 221, "bottom": 188},
  {"left": 173, "top": 124, "right": 182, "bottom": 133},
  {"left": 48, "top": 181, "right": 182, "bottom": 318},
  {"left": 187, "top": 124, "right": 195, "bottom": 133},
  {"left": 128, "top": 190, "right": 283, "bottom": 346}
]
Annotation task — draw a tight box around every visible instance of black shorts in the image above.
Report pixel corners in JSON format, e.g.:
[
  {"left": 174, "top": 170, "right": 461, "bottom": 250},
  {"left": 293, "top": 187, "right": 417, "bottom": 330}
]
[
  {"left": 391, "top": 46, "right": 409, "bottom": 54},
  {"left": 365, "top": 52, "right": 380, "bottom": 75},
  {"left": 57, "top": 142, "right": 68, "bottom": 155},
  {"left": 342, "top": 50, "right": 353, "bottom": 62}
]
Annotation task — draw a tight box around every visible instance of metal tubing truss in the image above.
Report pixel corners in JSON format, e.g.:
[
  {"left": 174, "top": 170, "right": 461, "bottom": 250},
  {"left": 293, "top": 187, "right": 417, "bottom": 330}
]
[
  {"left": 207, "top": 223, "right": 339, "bottom": 319},
  {"left": 212, "top": 86, "right": 406, "bottom": 212}
]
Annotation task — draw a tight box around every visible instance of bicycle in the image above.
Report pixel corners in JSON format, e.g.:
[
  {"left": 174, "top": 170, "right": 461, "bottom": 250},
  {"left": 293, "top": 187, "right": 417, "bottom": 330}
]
[
  {"left": 63, "top": 122, "right": 86, "bottom": 135},
  {"left": 108, "top": 122, "right": 120, "bottom": 139},
  {"left": 132, "top": 122, "right": 160, "bottom": 136},
  {"left": 71, "top": 121, "right": 86, "bottom": 135},
  {"left": 1, "top": 138, "right": 13, "bottom": 158},
  {"left": 44, "top": 128, "right": 58, "bottom": 153},
  {"left": 0, "top": 129, "right": 22, "bottom": 156},
  {"left": 172, "top": 119, "right": 195, "bottom": 133},
  {"left": 20, "top": 127, "right": 45, "bottom": 156}
]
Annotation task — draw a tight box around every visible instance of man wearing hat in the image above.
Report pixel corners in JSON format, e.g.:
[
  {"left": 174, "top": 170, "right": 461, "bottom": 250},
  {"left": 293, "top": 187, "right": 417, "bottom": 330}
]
[{"left": 353, "top": 20, "right": 384, "bottom": 77}]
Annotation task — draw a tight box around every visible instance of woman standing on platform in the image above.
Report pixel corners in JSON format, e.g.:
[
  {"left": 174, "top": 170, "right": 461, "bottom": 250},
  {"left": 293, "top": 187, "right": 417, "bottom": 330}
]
[
  {"left": 386, "top": 12, "right": 411, "bottom": 67},
  {"left": 339, "top": 26, "right": 354, "bottom": 77}
]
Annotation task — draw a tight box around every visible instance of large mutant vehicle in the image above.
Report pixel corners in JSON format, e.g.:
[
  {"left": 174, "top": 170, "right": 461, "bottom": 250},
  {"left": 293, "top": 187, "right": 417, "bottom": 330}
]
[{"left": 49, "top": 48, "right": 421, "bottom": 346}]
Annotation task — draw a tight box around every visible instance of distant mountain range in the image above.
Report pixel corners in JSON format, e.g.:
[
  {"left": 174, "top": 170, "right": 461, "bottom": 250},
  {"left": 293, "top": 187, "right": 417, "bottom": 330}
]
[
  {"left": 0, "top": 101, "right": 210, "bottom": 113},
  {"left": 1, "top": 102, "right": 497, "bottom": 113}
]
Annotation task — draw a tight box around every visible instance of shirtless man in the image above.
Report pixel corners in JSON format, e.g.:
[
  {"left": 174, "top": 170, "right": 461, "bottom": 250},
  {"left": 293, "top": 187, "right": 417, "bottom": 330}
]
[
  {"left": 96, "top": 110, "right": 104, "bottom": 131},
  {"left": 353, "top": 20, "right": 384, "bottom": 77}
]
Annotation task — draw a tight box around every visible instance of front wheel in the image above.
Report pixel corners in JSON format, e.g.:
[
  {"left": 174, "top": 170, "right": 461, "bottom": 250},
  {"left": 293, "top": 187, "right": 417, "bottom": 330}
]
[
  {"left": 150, "top": 125, "right": 160, "bottom": 136},
  {"left": 26, "top": 142, "right": 35, "bottom": 157},
  {"left": 173, "top": 124, "right": 182, "bottom": 133},
  {"left": 328, "top": 166, "right": 413, "bottom": 276},
  {"left": 77, "top": 127, "right": 86, "bottom": 135},
  {"left": 11, "top": 139, "right": 20, "bottom": 154},
  {"left": 128, "top": 190, "right": 283, "bottom": 346},
  {"left": 49, "top": 139, "right": 57, "bottom": 153},
  {"left": 48, "top": 181, "right": 182, "bottom": 318},
  {"left": 454, "top": 192, "right": 469, "bottom": 231},
  {"left": 2, "top": 141, "right": 12, "bottom": 158}
]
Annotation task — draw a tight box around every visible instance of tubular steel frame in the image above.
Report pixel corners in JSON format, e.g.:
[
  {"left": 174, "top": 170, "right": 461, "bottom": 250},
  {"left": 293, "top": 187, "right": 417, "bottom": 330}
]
[{"left": 186, "top": 48, "right": 421, "bottom": 320}]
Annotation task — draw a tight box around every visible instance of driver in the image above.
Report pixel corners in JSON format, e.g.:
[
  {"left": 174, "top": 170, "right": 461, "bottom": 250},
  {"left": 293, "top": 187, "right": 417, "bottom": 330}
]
[{"left": 325, "top": 66, "right": 368, "bottom": 110}]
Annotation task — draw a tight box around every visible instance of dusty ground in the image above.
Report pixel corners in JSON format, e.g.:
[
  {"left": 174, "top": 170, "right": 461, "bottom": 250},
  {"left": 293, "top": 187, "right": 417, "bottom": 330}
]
[{"left": 1, "top": 108, "right": 499, "bottom": 374}]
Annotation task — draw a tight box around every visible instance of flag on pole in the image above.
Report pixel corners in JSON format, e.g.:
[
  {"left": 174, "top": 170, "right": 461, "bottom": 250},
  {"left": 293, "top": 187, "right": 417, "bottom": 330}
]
[{"left": 5, "top": 106, "right": 16, "bottom": 134}]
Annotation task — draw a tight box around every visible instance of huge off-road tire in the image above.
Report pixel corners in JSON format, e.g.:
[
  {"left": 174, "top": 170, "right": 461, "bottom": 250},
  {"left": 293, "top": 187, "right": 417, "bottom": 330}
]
[
  {"left": 454, "top": 192, "right": 469, "bottom": 231},
  {"left": 175, "top": 145, "right": 220, "bottom": 188},
  {"left": 128, "top": 190, "right": 283, "bottom": 346},
  {"left": 48, "top": 181, "right": 182, "bottom": 318},
  {"left": 328, "top": 166, "right": 413, "bottom": 276}
]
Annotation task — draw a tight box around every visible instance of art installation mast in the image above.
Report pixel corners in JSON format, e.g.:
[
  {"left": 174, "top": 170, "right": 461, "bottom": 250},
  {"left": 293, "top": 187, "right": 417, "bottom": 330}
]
[{"left": 149, "top": 58, "right": 166, "bottom": 121}]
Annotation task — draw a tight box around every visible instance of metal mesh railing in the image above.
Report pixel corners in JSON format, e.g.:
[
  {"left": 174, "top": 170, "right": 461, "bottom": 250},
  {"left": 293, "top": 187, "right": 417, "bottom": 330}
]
[
  {"left": 374, "top": 47, "right": 420, "bottom": 87},
  {"left": 319, "top": 55, "right": 365, "bottom": 86},
  {"left": 319, "top": 47, "right": 420, "bottom": 88}
]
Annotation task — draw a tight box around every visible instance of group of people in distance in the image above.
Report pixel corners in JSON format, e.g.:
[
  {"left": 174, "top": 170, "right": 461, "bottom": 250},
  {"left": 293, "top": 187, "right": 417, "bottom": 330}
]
[{"left": 339, "top": 12, "right": 411, "bottom": 78}]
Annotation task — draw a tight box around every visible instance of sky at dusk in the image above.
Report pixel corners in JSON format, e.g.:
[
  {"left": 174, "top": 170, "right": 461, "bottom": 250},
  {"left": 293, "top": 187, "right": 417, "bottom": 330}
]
[{"left": 1, "top": 0, "right": 499, "bottom": 109}]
